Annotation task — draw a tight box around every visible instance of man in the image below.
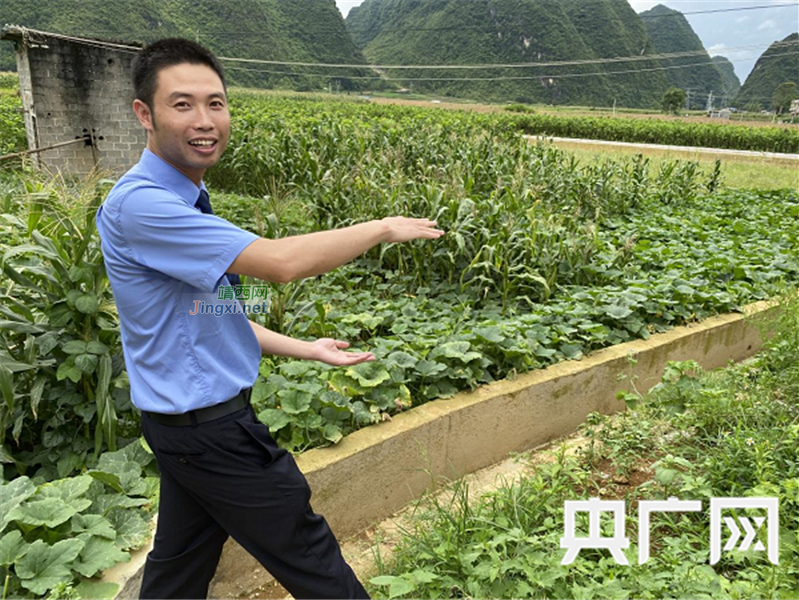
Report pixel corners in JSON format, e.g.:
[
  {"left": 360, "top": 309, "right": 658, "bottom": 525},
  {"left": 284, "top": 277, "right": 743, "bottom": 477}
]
[{"left": 95, "top": 38, "right": 443, "bottom": 600}]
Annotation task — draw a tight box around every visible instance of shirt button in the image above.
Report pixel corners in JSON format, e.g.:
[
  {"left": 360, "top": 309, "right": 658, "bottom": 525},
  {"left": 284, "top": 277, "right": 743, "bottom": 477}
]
[{"left": 179, "top": 458, "right": 188, "bottom": 464}]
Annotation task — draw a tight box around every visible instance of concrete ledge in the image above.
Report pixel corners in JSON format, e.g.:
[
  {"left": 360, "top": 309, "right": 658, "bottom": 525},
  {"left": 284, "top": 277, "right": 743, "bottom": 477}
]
[{"left": 115, "top": 300, "right": 776, "bottom": 598}]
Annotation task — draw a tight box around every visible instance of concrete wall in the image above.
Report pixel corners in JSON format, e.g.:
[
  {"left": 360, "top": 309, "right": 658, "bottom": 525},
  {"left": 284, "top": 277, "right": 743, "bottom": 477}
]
[{"left": 2, "top": 28, "right": 144, "bottom": 175}]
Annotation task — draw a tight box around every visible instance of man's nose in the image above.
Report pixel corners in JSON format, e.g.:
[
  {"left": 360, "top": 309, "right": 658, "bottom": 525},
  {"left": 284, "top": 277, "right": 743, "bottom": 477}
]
[{"left": 195, "top": 106, "right": 214, "bottom": 130}]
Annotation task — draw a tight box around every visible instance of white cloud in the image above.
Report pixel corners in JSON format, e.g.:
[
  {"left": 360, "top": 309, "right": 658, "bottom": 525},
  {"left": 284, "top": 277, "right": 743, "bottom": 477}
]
[
  {"left": 707, "top": 42, "right": 760, "bottom": 62},
  {"left": 757, "top": 19, "right": 777, "bottom": 30},
  {"left": 735, "top": 16, "right": 750, "bottom": 24}
]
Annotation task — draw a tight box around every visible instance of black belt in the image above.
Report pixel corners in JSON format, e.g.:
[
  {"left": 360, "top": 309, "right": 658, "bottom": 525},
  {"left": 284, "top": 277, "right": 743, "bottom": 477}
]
[{"left": 144, "top": 387, "right": 252, "bottom": 426}]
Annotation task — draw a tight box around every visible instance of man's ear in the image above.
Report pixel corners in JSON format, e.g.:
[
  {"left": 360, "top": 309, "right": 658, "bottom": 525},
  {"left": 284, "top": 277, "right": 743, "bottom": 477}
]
[{"left": 133, "top": 99, "right": 154, "bottom": 131}]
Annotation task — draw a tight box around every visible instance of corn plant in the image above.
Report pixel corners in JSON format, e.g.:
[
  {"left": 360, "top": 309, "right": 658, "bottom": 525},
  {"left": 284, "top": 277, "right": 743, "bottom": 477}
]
[{"left": 0, "top": 173, "right": 128, "bottom": 480}]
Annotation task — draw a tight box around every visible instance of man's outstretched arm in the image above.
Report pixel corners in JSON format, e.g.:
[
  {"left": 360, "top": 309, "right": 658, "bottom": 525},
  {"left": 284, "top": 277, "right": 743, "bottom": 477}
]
[
  {"left": 229, "top": 217, "right": 443, "bottom": 283},
  {"left": 248, "top": 321, "right": 374, "bottom": 366}
]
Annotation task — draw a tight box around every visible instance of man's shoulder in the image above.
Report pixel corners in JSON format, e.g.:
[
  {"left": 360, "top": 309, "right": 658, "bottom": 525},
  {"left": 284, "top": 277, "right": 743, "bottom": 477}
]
[{"left": 104, "top": 167, "right": 185, "bottom": 215}]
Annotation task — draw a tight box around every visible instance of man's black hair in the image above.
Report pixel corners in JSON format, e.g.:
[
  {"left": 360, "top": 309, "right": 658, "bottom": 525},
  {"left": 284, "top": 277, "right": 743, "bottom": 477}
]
[{"left": 132, "top": 38, "right": 227, "bottom": 120}]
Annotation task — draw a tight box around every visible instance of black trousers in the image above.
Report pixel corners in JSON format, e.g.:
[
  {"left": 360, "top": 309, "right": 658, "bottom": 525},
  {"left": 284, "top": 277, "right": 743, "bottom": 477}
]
[{"left": 139, "top": 403, "right": 369, "bottom": 599}]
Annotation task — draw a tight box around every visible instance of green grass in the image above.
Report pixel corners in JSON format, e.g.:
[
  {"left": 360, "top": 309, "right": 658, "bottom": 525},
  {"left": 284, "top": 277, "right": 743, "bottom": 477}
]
[
  {"left": 369, "top": 292, "right": 799, "bottom": 599},
  {"left": 552, "top": 142, "right": 799, "bottom": 191}
]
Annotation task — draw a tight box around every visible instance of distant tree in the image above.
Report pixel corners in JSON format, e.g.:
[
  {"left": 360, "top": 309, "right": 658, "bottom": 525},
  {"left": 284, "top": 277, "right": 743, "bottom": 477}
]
[
  {"left": 661, "top": 87, "right": 686, "bottom": 114},
  {"left": 744, "top": 101, "right": 763, "bottom": 114},
  {"left": 772, "top": 82, "right": 799, "bottom": 114}
]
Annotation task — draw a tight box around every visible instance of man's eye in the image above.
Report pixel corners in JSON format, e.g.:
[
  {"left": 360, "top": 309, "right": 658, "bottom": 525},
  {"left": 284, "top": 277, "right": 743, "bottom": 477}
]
[{"left": 175, "top": 102, "right": 190, "bottom": 108}]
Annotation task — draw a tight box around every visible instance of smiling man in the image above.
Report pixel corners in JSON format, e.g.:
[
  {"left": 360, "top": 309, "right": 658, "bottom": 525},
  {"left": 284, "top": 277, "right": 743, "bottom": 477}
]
[{"left": 95, "top": 39, "right": 443, "bottom": 600}]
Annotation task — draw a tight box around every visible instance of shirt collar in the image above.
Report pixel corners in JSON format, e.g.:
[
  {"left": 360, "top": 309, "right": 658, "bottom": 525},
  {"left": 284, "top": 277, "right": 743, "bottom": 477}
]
[{"left": 139, "top": 148, "right": 207, "bottom": 206}]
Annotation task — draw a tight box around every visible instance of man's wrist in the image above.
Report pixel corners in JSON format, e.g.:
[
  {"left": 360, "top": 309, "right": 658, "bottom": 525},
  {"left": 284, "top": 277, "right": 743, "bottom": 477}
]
[
  {"left": 374, "top": 218, "right": 392, "bottom": 244},
  {"left": 304, "top": 339, "right": 322, "bottom": 362}
]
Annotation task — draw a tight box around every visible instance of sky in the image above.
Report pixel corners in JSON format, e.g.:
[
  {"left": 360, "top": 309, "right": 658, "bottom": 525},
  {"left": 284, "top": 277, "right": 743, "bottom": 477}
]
[{"left": 334, "top": 0, "right": 799, "bottom": 82}]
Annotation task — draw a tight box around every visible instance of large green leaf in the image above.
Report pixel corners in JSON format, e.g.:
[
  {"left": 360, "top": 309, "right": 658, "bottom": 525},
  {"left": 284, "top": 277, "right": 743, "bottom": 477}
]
[
  {"left": 346, "top": 362, "right": 391, "bottom": 388},
  {"left": 107, "top": 510, "right": 152, "bottom": 551},
  {"left": 75, "top": 353, "right": 99, "bottom": 374},
  {"left": 0, "top": 530, "right": 28, "bottom": 566},
  {"left": 7, "top": 498, "right": 78, "bottom": 529},
  {"left": 87, "top": 340, "right": 110, "bottom": 355},
  {"left": 71, "top": 514, "right": 116, "bottom": 540},
  {"left": 278, "top": 361, "right": 316, "bottom": 378},
  {"left": 0, "top": 476, "right": 36, "bottom": 531},
  {"left": 89, "top": 464, "right": 146, "bottom": 496},
  {"left": 604, "top": 304, "right": 634, "bottom": 320},
  {"left": 414, "top": 360, "right": 447, "bottom": 378},
  {"left": 278, "top": 389, "right": 313, "bottom": 415},
  {"left": 56, "top": 360, "right": 82, "bottom": 384},
  {"left": 385, "top": 351, "right": 418, "bottom": 369},
  {"left": 430, "top": 341, "right": 483, "bottom": 363},
  {"left": 75, "top": 580, "right": 119, "bottom": 600},
  {"left": 74, "top": 293, "right": 99, "bottom": 315},
  {"left": 61, "top": 340, "right": 88, "bottom": 355},
  {"left": 473, "top": 326, "right": 504, "bottom": 343},
  {"left": 114, "top": 439, "right": 154, "bottom": 468},
  {"left": 72, "top": 535, "right": 129, "bottom": 578},
  {"left": 258, "top": 408, "right": 293, "bottom": 432},
  {"left": 36, "top": 475, "right": 94, "bottom": 511},
  {"left": 89, "top": 494, "right": 150, "bottom": 517},
  {"left": 15, "top": 538, "right": 84, "bottom": 595}
]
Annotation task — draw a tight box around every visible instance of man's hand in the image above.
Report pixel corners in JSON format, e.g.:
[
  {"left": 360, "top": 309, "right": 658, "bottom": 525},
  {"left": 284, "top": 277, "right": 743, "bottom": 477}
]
[
  {"left": 310, "top": 338, "right": 375, "bottom": 366},
  {"left": 381, "top": 217, "right": 445, "bottom": 243}
]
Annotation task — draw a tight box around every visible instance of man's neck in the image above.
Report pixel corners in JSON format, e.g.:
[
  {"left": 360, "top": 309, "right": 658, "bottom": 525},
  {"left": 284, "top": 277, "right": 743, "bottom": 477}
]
[{"left": 146, "top": 144, "right": 204, "bottom": 188}]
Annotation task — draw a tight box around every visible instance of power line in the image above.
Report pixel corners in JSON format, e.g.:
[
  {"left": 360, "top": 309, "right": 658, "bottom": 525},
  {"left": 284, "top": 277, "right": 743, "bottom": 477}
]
[
  {"left": 223, "top": 51, "right": 797, "bottom": 84},
  {"left": 640, "top": 2, "right": 798, "bottom": 18},
  {"left": 31, "top": 27, "right": 795, "bottom": 72},
  {"left": 214, "top": 39, "right": 798, "bottom": 71}
]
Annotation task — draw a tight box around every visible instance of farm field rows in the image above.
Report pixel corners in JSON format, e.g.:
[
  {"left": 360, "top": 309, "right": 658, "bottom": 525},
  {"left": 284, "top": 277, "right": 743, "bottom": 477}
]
[{"left": 1, "top": 89, "right": 799, "bottom": 598}]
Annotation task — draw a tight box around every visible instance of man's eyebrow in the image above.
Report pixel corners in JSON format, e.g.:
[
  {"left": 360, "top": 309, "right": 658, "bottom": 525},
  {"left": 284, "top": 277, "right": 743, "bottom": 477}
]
[{"left": 167, "top": 91, "right": 227, "bottom": 101}]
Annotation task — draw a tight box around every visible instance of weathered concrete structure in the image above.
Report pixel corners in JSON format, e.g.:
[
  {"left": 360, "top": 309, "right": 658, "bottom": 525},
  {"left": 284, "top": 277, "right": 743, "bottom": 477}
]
[{"left": 0, "top": 26, "right": 144, "bottom": 175}]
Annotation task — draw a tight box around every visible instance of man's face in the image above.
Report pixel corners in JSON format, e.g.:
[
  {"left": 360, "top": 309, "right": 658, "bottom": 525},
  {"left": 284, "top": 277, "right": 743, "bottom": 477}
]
[{"left": 135, "top": 62, "right": 230, "bottom": 185}]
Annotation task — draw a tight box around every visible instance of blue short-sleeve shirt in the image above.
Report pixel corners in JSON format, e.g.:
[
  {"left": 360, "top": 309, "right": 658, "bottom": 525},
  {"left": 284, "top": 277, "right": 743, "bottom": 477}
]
[{"left": 96, "top": 149, "right": 261, "bottom": 414}]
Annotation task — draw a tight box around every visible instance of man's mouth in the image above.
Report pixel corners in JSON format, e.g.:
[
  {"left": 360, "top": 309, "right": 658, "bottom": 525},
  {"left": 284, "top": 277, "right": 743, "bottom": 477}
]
[{"left": 188, "top": 139, "right": 217, "bottom": 151}]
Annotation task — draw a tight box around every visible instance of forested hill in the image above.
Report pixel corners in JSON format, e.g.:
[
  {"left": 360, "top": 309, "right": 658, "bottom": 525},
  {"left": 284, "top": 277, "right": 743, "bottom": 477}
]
[
  {"left": 712, "top": 56, "right": 741, "bottom": 99},
  {"left": 736, "top": 33, "right": 799, "bottom": 110},
  {"left": 639, "top": 4, "right": 725, "bottom": 108},
  {"left": 0, "top": 0, "right": 370, "bottom": 90},
  {"left": 346, "top": 0, "right": 681, "bottom": 107},
  {"left": 556, "top": 0, "right": 669, "bottom": 108}
]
